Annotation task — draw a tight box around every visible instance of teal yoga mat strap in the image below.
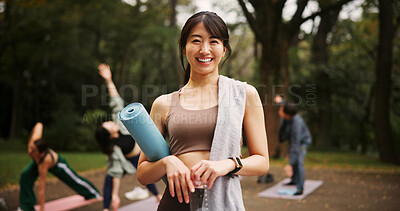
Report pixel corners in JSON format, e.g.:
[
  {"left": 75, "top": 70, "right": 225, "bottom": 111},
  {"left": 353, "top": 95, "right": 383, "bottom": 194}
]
[{"left": 119, "top": 103, "right": 170, "bottom": 184}]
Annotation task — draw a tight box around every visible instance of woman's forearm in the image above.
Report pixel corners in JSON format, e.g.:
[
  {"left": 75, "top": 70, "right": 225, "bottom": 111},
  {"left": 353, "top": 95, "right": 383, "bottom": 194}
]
[
  {"left": 137, "top": 156, "right": 168, "bottom": 185},
  {"left": 38, "top": 189, "right": 45, "bottom": 211},
  {"left": 236, "top": 154, "right": 269, "bottom": 176},
  {"left": 112, "top": 177, "right": 121, "bottom": 197},
  {"left": 105, "top": 79, "right": 119, "bottom": 97},
  {"left": 38, "top": 175, "right": 46, "bottom": 211},
  {"left": 28, "top": 122, "right": 43, "bottom": 145}
]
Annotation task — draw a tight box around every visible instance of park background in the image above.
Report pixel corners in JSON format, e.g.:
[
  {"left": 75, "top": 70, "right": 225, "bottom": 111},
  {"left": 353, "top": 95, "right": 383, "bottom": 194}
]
[{"left": 0, "top": 0, "right": 400, "bottom": 210}]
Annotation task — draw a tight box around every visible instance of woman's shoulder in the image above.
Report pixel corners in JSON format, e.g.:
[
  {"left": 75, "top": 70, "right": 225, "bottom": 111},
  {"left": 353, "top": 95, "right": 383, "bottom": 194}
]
[
  {"left": 152, "top": 91, "right": 178, "bottom": 109},
  {"left": 41, "top": 150, "right": 58, "bottom": 168},
  {"left": 245, "top": 84, "right": 258, "bottom": 95},
  {"left": 151, "top": 91, "right": 179, "bottom": 118},
  {"left": 244, "top": 84, "right": 263, "bottom": 108}
]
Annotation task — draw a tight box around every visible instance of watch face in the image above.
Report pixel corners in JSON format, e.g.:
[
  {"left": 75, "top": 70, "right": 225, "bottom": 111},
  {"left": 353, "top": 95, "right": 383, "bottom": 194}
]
[{"left": 235, "top": 157, "right": 243, "bottom": 168}]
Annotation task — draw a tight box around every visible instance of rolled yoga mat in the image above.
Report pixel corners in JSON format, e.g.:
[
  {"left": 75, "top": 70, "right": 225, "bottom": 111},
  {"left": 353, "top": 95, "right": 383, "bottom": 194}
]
[{"left": 118, "top": 103, "right": 170, "bottom": 183}]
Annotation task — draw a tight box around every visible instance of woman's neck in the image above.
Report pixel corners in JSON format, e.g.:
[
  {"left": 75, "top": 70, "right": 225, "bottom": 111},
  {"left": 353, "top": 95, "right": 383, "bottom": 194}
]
[
  {"left": 110, "top": 131, "right": 119, "bottom": 139},
  {"left": 180, "top": 74, "right": 219, "bottom": 109},
  {"left": 186, "top": 72, "right": 219, "bottom": 88}
]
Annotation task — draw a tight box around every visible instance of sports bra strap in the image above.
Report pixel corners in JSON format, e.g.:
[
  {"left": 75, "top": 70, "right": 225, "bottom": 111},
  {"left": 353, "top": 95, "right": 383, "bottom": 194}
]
[{"left": 38, "top": 149, "right": 55, "bottom": 164}]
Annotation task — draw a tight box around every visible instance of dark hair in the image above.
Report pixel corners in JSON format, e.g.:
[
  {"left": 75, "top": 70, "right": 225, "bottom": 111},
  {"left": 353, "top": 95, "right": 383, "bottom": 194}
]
[
  {"left": 95, "top": 126, "right": 114, "bottom": 156},
  {"left": 34, "top": 139, "right": 48, "bottom": 153},
  {"left": 179, "top": 11, "right": 232, "bottom": 84},
  {"left": 283, "top": 102, "right": 298, "bottom": 116}
]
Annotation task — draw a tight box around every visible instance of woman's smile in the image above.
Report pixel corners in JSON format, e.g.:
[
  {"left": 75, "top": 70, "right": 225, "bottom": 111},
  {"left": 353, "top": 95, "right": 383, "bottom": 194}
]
[
  {"left": 196, "top": 57, "right": 213, "bottom": 65},
  {"left": 184, "top": 22, "right": 226, "bottom": 75}
]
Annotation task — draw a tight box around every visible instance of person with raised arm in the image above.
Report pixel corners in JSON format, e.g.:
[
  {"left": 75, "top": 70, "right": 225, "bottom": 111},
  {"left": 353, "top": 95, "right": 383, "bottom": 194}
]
[
  {"left": 19, "top": 122, "right": 100, "bottom": 211},
  {"left": 95, "top": 63, "right": 162, "bottom": 211}
]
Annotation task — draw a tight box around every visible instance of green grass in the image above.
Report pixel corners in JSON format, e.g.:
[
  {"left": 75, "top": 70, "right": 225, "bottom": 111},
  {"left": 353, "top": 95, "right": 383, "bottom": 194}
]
[
  {"left": 1, "top": 144, "right": 399, "bottom": 189},
  {"left": 0, "top": 151, "right": 107, "bottom": 189}
]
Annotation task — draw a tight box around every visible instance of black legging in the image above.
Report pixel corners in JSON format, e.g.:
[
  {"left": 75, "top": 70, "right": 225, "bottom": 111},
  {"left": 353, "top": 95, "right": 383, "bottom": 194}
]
[{"left": 157, "top": 186, "right": 190, "bottom": 211}]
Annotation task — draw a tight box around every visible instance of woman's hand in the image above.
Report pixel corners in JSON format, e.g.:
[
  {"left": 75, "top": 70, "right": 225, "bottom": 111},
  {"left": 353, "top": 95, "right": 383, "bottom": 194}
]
[
  {"left": 111, "top": 194, "right": 120, "bottom": 211},
  {"left": 284, "top": 164, "right": 293, "bottom": 177},
  {"left": 98, "top": 63, "right": 112, "bottom": 81},
  {"left": 191, "top": 159, "right": 235, "bottom": 189},
  {"left": 163, "top": 155, "right": 195, "bottom": 204},
  {"left": 274, "top": 94, "right": 283, "bottom": 104}
]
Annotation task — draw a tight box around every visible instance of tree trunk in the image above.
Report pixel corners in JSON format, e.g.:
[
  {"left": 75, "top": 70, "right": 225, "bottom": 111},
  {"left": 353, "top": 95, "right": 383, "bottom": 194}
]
[
  {"left": 374, "top": 0, "right": 398, "bottom": 164},
  {"left": 260, "top": 44, "right": 281, "bottom": 157},
  {"left": 238, "top": 0, "right": 305, "bottom": 157},
  {"left": 118, "top": 46, "right": 130, "bottom": 86},
  {"left": 238, "top": 0, "right": 352, "bottom": 156},
  {"left": 312, "top": 4, "right": 341, "bottom": 147},
  {"left": 9, "top": 78, "right": 20, "bottom": 139},
  {"left": 360, "top": 84, "right": 374, "bottom": 154},
  {"left": 8, "top": 0, "right": 22, "bottom": 139},
  {"left": 280, "top": 39, "right": 290, "bottom": 94}
]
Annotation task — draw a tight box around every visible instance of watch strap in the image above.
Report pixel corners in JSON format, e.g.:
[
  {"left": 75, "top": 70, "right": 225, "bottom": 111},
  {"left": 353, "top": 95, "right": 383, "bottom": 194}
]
[{"left": 228, "top": 157, "right": 243, "bottom": 177}]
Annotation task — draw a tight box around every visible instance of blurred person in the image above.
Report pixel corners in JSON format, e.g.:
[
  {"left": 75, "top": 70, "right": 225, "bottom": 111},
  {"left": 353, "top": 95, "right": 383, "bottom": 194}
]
[
  {"left": 137, "top": 11, "right": 269, "bottom": 210},
  {"left": 275, "top": 96, "right": 312, "bottom": 195},
  {"left": 95, "top": 63, "right": 162, "bottom": 211},
  {"left": 19, "top": 122, "right": 100, "bottom": 211}
]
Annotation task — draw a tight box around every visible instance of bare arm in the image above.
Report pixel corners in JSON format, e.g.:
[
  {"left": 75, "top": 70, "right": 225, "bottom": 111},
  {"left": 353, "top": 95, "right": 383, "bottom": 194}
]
[
  {"left": 137, "top": 94, "right": 194, "bottom": 204},
  {"left": 137, "top": 95, "right": 169, "bottom": 184},
  {"left": 38, "top": 159, "right": 50, "bottom": 211},
  {"left": 239, "top": 84, "right": 270, "bottom": 175},
  {"left": 111, "top": 177, "right": 121, "bottom": 211},
  {"left": 98, "top": 63, "right": 119, "bottom": 97},
  {"left": 28, "top": 122, "right": 43, "bottom": 146}
]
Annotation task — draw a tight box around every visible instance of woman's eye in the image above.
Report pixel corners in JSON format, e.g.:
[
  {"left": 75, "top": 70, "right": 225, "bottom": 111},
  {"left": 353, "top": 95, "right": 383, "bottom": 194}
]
[
  {"left": 211, "top": 40, "right": 219, "bottom": 44},
  {"left": 192, "top": 39, "right": 200, "bottom": 43}
]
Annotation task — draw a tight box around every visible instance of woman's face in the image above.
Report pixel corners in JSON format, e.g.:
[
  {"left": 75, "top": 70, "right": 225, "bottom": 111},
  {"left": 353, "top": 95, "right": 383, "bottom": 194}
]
[
  {"left": 183, "top": 22, "right": 226, "bottom": 76},
  {"left": 279, "top": 106, "right": 291, "bottom": 120},
  {"left": 102, "top": 121, "right": 119, "bottom": 137},
  {"left": 28, "top": 142, "right": 40, "bottom": 159}
]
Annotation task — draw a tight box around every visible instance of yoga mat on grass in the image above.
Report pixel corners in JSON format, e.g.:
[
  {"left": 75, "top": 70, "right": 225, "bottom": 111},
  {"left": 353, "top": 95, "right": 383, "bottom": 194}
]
[
  {"left": 277, "top": 188, "right": 298, "bottom": 195},
  {"left": 119, "top": 196, "right": 159, "bottom": 211},
  {"left": 119, "top": 103, "right": 170, "bottom": 184},
  {"left": 34, "top": 195, "right": 102, "bottom": 211},
  {"left": 258, "top": 178, "right": 323, "bottom": 200}
]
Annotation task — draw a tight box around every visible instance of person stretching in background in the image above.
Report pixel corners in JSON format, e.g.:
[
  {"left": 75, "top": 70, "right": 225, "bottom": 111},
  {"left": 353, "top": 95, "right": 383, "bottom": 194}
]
[
  {"left": 19, "top": 122, "right": 100, "bottom": 211},
  {"left": 275, "top": 95, "right": 312, "bottom": 195},
  {"left": 95, "top": 63, "right": 162, "bottom": 211}
]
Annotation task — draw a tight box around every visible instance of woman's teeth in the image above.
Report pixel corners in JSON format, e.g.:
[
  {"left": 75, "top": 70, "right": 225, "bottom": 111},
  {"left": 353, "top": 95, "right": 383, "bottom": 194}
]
[{"left": 197, "top": 58, "right": 212, "bottom": 63}]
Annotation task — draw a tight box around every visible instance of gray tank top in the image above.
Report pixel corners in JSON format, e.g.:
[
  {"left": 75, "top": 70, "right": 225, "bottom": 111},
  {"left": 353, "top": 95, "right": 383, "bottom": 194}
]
[{"left": 166, "top": 91, "right": 218, "bottom": 156}]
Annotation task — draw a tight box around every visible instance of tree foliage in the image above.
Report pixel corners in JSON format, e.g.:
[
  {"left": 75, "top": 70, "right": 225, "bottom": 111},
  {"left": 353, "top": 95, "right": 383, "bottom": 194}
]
[
  {"left": 0, "top": 0, "right": 399, "bottom": 164},
  {"left": 288, "top": 0, "right": 400, "bottom": 162},
  {"left": 0, "top": 0, "right": 182, "bottom": 150},
  {"left": 238, "top": 0, "right": 400, "bottom": 163}
]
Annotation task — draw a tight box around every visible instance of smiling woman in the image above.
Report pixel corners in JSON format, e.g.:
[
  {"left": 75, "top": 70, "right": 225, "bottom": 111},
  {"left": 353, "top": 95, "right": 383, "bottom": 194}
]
[
  {"left": 182, "top": 22, "right": 227, "bottom": 78},
  {"left": 178, "top": 11, "right": 231, "bottom": 84},
  {"left": 136, "top": 11, "right": 269, "bottom": 211}
]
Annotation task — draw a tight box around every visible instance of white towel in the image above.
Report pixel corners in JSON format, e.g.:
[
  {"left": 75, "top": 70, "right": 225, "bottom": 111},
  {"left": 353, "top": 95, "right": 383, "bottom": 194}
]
[{"left": 203, "top": 75, "right": 246, "bottom": 210}]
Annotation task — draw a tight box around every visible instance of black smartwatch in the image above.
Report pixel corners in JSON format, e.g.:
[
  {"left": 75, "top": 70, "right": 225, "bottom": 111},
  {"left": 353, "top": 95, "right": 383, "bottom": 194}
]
[{"left": 228, "top": 157, "right": 243, "bottom": 177}]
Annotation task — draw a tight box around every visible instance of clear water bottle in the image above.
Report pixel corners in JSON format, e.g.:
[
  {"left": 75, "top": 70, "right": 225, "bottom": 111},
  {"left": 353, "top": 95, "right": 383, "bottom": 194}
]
[{"left": 190, "top": 181, "right": 209, "bottom": 211}]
